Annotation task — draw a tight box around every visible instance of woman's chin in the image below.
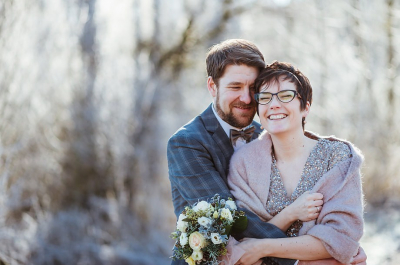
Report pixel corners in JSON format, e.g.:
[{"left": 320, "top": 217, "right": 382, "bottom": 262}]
[{"left": 265, "top": 126, "right": 287, "bottom": 135}]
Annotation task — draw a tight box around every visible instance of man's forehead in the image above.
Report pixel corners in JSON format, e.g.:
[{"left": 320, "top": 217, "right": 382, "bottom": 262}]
[{"left": 222, "top": 64, "right": 258, "bottom": 74}]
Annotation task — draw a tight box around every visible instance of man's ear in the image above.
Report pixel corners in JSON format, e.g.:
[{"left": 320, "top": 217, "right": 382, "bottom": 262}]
[{"left": 207, "top": 76, "right": 217, "bottom": 98}]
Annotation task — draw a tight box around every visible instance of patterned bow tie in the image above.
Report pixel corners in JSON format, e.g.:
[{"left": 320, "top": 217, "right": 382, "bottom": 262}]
[{"left": 230, "top": 125, "right": 256, "bottom": 146}]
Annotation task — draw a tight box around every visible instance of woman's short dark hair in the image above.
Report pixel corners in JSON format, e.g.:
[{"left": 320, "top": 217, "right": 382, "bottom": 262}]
[
  {"left": 254, "top": 61, "right": 312, "bottom": 111},
  {"left": 254, "top": 61, "right": 313, "bottom": 130}
]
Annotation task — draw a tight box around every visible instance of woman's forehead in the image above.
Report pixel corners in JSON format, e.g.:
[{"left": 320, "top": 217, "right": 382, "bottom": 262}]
[{"left": 260, "top": 78, "right": 296, "bottom": 92}]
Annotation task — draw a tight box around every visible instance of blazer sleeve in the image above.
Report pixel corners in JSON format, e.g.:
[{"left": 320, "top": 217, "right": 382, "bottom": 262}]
[
  {"left": 168, "top": 133, "right": 232, "bottom": 212},
  {"left": 168, "top": 134, "right": 296, "bottom": 265}
]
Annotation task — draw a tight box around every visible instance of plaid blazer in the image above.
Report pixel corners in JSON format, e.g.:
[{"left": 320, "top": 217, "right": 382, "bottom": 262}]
[{"left": 167, "top": 104, "right": 295, "bottom": 265}]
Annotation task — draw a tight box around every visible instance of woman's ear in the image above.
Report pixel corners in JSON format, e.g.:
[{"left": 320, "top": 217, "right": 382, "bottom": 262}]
[
  {"left": 302, "top": 101, "right": 311, "bottom": 118},
  {"left": 207, "top": 76, "right": 217, "bottom": 98}
]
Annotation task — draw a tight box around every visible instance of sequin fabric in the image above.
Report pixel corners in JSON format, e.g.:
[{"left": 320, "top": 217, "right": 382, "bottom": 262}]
[{"left": 266, "top": 139, "right": 351, "bottom": 237}]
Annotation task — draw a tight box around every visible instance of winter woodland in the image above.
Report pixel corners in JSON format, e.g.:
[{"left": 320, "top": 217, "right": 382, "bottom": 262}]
[{"left": 0, "top": 0, "right": 399, "bottom": 264}]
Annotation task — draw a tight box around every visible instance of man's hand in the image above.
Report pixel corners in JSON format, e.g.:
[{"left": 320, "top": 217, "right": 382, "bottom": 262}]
[
  {"left": 234, "top": 238, "right": 265, "bottom": 265},
  {"left": 298, "top": 246, "right": 367, "bottom": 265},
  {"left": 350, "top": 247, "right": 367, "bottom": 265}
]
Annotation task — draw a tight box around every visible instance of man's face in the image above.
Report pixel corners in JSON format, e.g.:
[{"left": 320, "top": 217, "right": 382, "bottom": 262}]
[{"left": 208, "top": 64, "right": 258, "bottom": 128}]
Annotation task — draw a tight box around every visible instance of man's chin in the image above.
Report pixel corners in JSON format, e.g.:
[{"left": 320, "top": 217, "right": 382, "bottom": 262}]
[{"left": 234, "top": 117, "right": 255, "bottom": 128}]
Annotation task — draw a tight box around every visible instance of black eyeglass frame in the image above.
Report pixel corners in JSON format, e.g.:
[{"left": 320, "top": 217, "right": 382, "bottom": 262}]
[{"left": 254, "top": 90, "right": 302, "bottom": 105}]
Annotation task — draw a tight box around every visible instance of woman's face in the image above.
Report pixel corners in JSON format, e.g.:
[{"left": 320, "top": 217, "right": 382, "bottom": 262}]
[{"left": 258, "top": 77, "right": 310, "bottom": 136}]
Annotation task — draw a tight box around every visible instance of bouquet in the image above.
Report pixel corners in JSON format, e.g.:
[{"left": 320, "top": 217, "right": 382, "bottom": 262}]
[{"left": 170, "top": 194, "right": 248, "bottom": 265}]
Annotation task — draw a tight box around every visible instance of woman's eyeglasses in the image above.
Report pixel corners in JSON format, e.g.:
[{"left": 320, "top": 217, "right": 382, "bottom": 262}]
[{"left": 254, "top": 90, "right": 301, "bottom": 105}]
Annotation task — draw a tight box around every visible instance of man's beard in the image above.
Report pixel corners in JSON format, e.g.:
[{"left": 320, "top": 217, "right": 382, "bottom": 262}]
[{"left": 215, "top": 93, "right": 256, "bottom": 128}]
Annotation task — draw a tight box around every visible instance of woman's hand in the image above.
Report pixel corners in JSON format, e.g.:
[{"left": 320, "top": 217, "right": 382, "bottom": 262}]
[
  {"left": 286, "top": 191, "right": 324, "bottom": 222},
  {"left": 267, "top": 191, "right": 324, "bottom": 231}
]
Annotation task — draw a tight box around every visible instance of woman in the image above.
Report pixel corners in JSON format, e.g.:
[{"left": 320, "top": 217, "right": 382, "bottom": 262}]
[{"left": 226, "top": 61, "right": 364, "bottom": 265}]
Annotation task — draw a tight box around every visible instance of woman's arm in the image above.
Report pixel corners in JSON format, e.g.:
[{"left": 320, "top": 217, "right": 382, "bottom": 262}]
[
  {"left": 267, "top": 192, "right": 324, "bottom": 232},
  {"left": 236, "top": 235, "right": 331, "bottom": 265}
]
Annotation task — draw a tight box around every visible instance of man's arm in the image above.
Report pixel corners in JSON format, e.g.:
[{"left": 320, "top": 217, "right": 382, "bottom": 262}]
[{"left": 167, "top": 133, "right": 296, "bottom": 265}]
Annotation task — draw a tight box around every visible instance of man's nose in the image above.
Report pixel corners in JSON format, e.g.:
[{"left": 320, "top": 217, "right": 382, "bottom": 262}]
[{"left": 239, "top": 87, "right": 252, "bottom": 104}]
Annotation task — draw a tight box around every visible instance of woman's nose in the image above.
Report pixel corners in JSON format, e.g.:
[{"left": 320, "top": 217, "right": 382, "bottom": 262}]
[{"left": 269, "top": 95, "right": 281, "bottom": 108}]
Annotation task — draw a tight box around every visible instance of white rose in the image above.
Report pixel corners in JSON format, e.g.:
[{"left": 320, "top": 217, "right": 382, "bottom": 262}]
[
  {"left": 180, "top": 232, "right": 188, "bottom": 246},
  {"left": 177, "top": 214, "right": 188, "bottom": 232},
  {"left": 198, "top": 217, "right": 212, "bottom": 227},
  {"left": 225, "top": 200, "right": 237, "bottom": 210},
  {"left": 220, "top": 208, "right": 233, "bottom": 222},
  {"left": 210, "top": 233, "right": 223, "bottom": 244},
  {"left": 193, "top": 201, "right": 210, "bottom": 212},
  {"left": 191, "top": 250, "right": 203, "bottom": 261}
]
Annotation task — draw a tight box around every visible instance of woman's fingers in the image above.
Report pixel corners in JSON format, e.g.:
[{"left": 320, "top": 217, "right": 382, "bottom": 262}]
[
  {"left": 291, "top": 192, "right": 325, "bottom": 221},
  {"left": 302, "top": 193, "right": 324, "bottom": 220},
  {"left": 309, "top": 192, "right": 324, "bottom": 200}
]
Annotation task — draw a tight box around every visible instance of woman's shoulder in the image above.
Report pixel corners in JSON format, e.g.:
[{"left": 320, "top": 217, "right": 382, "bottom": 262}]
[
  {"left": 305, "top": 130, "right": 362, "bottom": 168},
  {"left": 308, "top": 131, "right": 364, "bottom": 173},
  {"left": 318, "top": 139, "right": 351, "bottom": 169}
]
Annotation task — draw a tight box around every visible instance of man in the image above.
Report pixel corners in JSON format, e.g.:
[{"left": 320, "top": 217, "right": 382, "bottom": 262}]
[{"left": 167, "top": 39, "right": 366, "bottom": 265}]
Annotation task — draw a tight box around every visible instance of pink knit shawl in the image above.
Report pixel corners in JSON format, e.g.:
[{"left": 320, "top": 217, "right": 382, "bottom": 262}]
[{"left": 227, "top": 131, "right": 364, "bottom": 264}]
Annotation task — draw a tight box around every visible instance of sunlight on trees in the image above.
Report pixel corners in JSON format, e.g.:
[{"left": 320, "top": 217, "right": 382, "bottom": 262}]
[{"left": 0, "top": 0, "right": 399, "bottom": 264}]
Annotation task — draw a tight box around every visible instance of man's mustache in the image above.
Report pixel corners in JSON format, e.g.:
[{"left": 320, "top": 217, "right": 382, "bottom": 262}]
[{"left": 232, "top": 101, "right": 257, "bottom": 109}]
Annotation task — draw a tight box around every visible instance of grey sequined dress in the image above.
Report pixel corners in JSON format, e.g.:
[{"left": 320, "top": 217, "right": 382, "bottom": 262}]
[{"left": 266, "top": 138, "right": 352, "bottom": 237}]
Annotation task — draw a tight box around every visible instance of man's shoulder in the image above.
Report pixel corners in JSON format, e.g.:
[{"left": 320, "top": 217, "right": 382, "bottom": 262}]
[
  {"left": 169, "top": 105, "right": 217, "bottom": 142},
  {"left": 169, "top": 115, "right": 206, "bottom": 141},
  {"left": 167, "top": 110, "right": 216, "bottom": 152}
]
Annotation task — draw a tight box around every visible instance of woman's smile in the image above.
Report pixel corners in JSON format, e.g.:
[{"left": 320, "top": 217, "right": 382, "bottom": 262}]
[{"left": 268, "top": 114, "right": 288, "bottom": 120}]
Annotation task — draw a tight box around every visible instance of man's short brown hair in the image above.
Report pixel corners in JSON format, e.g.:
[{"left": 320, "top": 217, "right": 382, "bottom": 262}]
[{"left": 206, "top": 39, "right": 265, "bottom": 86}]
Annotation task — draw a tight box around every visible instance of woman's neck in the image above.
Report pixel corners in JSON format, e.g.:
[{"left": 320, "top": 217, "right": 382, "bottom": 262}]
[{"left": 271, "top": 130, "right": 315, "bottom": 162}]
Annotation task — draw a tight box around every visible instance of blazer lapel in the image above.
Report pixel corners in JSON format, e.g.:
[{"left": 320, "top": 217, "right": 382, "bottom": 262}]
[{"left": 200, "top": 104, "right": 234, "bottom": 174}]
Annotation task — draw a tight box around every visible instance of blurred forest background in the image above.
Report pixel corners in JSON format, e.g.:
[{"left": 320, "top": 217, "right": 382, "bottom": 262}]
[{"left": 0, "top": 0, "right": 400, "bottom": 264}]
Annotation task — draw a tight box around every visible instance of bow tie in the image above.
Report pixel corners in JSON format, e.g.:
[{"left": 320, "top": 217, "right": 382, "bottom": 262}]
[{"left": 230, "top": 126, "right": 256, "bottom": 146}]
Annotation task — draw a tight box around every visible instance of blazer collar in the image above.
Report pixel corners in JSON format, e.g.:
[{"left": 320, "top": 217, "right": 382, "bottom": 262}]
[{"left": 201, "top": 104, "right": 220, "bottom": 133}]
